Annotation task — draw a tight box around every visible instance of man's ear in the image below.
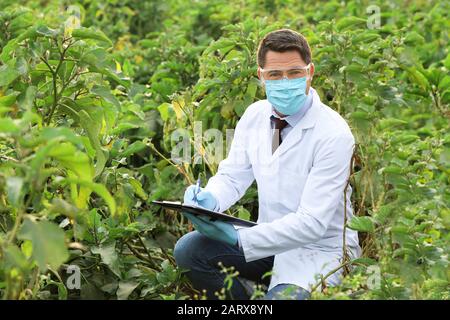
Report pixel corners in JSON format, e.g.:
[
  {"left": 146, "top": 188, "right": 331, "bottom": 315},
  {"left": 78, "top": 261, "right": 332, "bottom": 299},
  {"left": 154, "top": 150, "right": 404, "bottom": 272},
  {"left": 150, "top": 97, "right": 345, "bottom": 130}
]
[
  {"left": 309, "top": 63, "right": 315, "bottom": 79},
  {"left": 257, "top": 67, "right": 265, "bottom": 87},
  {"left": 306, "top": 62, "right": 314, "bottom": 95}
]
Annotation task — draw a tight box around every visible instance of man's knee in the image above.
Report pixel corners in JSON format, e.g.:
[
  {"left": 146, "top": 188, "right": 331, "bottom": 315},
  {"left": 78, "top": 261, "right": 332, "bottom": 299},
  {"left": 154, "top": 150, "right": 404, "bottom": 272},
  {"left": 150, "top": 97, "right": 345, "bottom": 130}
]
[{"left": 173, "top": 231, "right": 205, "bottom": 269}]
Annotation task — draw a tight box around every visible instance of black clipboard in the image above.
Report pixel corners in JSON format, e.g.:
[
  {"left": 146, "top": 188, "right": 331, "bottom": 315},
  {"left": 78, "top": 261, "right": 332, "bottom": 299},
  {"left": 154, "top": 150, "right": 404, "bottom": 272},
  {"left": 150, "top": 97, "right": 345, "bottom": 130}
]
[{"left": 151, "top": 200, "right": 257, "bottom": 227}]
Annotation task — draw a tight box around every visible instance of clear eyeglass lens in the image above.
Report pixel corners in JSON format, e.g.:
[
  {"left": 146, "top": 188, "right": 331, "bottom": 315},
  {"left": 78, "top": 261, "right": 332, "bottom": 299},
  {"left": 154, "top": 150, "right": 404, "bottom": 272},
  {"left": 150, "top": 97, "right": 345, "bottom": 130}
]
[{"left": 263, "top": 68, "right": 308, "bottom": 80}]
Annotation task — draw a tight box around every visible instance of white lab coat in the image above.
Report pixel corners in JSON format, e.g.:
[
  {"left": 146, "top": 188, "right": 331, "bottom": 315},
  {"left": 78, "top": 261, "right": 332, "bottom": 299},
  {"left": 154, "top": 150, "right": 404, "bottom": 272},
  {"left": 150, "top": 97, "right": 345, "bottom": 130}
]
[{"left": 204, "top": 88, "right": 361, "bottom": 292}]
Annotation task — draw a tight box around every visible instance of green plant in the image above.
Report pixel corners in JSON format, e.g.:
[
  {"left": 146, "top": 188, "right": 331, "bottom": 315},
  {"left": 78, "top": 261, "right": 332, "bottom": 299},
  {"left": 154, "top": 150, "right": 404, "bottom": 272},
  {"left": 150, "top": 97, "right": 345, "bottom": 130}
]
[{"left": 1, "top": 0, "right": 448, "bottom": 300}]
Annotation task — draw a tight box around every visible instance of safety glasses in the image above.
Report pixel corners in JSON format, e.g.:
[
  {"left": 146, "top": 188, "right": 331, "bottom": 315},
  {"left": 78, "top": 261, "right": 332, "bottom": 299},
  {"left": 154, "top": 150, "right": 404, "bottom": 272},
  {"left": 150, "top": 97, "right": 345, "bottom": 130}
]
[{"left": 259, "top": 63, "right": 311, "bottom": 81}]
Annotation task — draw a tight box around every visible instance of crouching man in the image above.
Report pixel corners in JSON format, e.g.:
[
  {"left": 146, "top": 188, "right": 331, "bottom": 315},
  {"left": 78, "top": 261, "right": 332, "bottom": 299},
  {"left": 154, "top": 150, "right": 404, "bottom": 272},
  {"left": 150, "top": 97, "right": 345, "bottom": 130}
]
[{"left": 173, "top": 29, "right": 361, "bottom": 300}]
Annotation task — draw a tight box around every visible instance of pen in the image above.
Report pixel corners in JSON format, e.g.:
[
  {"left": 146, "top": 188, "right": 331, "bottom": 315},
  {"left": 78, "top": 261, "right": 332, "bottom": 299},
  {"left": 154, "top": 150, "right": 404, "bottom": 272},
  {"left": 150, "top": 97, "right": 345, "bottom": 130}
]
[{"left": 194, "top": 177, "right": 201, "bottom": 203}]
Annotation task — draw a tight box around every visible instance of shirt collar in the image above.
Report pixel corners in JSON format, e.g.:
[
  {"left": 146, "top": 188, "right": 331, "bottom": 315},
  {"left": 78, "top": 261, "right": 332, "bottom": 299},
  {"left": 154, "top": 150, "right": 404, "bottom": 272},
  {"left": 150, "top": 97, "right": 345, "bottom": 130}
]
[{"left": 271, "top": 87, "right": 315, "bottom": 127}]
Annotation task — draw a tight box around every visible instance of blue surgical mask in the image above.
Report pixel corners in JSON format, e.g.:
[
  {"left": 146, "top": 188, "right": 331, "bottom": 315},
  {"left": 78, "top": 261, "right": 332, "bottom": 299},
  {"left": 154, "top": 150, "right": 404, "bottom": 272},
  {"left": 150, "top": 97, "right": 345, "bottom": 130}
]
[{"left": 264, "top": 77, "right": 308, "bottom": 116}]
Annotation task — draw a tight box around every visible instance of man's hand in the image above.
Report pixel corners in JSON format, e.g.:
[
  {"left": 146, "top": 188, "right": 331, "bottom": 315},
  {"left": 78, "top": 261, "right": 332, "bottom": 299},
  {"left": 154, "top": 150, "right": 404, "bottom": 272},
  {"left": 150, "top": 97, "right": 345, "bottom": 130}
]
[
  {"left": 183, "top": 185, "right": 237, "bottom": 246},
  {"left": 183, "top": 185, "right": 218, "bottom": 210},
  {"left": 183, "top": 212, "right": 238, "bottom": 247}
]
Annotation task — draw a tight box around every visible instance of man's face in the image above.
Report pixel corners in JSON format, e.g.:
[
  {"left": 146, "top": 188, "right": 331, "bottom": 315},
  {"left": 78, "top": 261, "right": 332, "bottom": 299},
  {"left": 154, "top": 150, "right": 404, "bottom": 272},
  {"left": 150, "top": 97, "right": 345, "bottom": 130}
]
[{"left": 257, "top": 50, "right": 315, "bottom": 95}]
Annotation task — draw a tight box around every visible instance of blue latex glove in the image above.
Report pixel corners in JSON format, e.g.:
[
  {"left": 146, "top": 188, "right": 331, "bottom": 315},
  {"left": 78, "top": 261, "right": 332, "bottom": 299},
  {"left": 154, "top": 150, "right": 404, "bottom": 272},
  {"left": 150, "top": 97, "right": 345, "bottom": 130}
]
[
  {"left": 183, "top": 212, "right": 238, "bottom": 247},
  {"left": 183, "top": 185, "right": 218, "bottom": 210},
  {"left": 182, "top": 185, "right": 237, "bottom": 246}
]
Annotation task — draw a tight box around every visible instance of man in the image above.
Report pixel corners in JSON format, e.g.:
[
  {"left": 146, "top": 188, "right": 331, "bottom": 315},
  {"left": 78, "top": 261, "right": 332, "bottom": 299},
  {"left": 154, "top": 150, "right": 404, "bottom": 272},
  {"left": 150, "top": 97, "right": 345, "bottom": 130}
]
[{"left": 173, "top": 29, "right": 361, "bottom": 300}]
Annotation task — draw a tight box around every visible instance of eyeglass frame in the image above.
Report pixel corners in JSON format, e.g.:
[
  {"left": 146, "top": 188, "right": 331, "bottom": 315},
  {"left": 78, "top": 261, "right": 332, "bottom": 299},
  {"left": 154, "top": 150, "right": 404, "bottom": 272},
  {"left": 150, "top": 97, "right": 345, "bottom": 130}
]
[{"left": 259, "top": 63, "right": 312, "bottom": 81}]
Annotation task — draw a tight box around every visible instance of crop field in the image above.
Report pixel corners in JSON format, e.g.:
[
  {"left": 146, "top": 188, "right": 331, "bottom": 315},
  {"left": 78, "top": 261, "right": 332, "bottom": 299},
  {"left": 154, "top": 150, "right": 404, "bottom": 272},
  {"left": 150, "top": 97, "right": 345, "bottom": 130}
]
[{"left": 0, "top": 0, "right": 448, "bottom": 300}]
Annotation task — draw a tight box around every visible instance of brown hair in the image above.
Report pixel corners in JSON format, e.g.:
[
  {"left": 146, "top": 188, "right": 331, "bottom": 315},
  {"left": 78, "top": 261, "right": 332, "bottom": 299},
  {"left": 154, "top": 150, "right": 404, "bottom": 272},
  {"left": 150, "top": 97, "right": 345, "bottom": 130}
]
[{"left": 257, "top": 29, "right": 312, "bottom": 67}]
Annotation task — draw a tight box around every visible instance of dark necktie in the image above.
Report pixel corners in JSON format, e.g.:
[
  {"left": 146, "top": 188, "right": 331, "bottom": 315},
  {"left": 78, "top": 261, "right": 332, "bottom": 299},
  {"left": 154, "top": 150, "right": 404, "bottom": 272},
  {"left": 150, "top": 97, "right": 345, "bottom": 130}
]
[{"left": 270, "top": 115, "right": 289, "bottom": 154}]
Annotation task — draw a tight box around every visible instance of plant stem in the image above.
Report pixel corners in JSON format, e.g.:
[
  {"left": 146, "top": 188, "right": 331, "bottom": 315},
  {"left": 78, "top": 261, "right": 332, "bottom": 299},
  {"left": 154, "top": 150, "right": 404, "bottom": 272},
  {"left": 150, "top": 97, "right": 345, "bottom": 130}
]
[{"left": 44, "top": 39, "right": 74, "bottom": 126}]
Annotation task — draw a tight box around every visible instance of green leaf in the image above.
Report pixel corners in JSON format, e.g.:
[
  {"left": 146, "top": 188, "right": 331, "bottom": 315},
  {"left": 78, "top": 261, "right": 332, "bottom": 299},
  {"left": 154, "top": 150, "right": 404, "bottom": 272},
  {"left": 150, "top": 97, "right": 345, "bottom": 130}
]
[
  {"left": 444, "top": 53, "right": 450, "bottom": 69},
  {"left": 29, "top": 139, "right": 60, "bottom": 177},
  {"left": 0, "top": 26, "right": 37, "bottom": 61},
  {"left": 78, "top": 110, "right": 109, "bottom": 177},
  {"left": 35, "top": 25, "right": 59, "bottom": 37},
  {"left": 347, "top": 216, "right": 375, "bottom": 233},
  {"left": 0, "top": 118, "right": 20, "bottom": 134},
  {"left": 352, "top": 257, "right": 378, "bottom": 266},
  {"left": 378, "top": 118, "right": 408, "bottom": 130},
  {"left": 245, "top": 78, "right": 259, "bottom": 99},
  {"left": 405, "top": 67, "right": 430, "bottom": 91},
  {"left": 0, "top": 94, "right": 17, "bottom": 108},
  {"left": 391, "top": 134, "right": 419, "bottom": 145},
  {"left": 3, "top": 245, "right": 31, "bottom": 271},
  {"left": 48, "top": 142, "right": 94, "bottom": 181},
  {"left": 438, "top": 75, "right": 450, "bottom": 91},
  {"left": 40, "top": 127, "right": 84, "bottom": 147},
  {"left": 63, "top": 177, "right": 117, "bottom": 217},
  {"left": 17, "top": 218, "right": 69, "bottom": 271},
  {"left": 404, "top": 31, "right": 425, "bottom": 45},
  {"left": 237, "top": 207, "right": 251, "bottom": 221},
  {"left": 352, "top": 32, "right": 380, "bottom": 44},
  {"left": 234, "top": 99, "right": 247, "bottom": 117},
  {"left": 0, "top": 59, "right": 21, "bottom": 87},
  {"left": 129, "top": 178, "right": 148, "bottom": 200},
  {"left": 204, "top": 39, "right": 236, "bottom": 55},
  {"left": 91, "top": 85, "right": 120, "bottom": 109},
  {"left": 220, "top": 101, "right": 235, "bottom": 119},
  {"left": 382, "top": 165, "right": 403, "bottom": 175},
  {"left": 97, "top": 67, "right": 130, "bottom": 88},
  {"left": 91, "top": 242, "right": 121, "bottom": 277},
  {"left": 336, "top": 17, "right": 367, "bottom": 31},
  {"left": 117, "top": 281, "right": 139, "bottom": 300},
  {"left": 110, "top": 122, "right": 139, "bottom": 135},
  {"left": 72, "top": 27, "right": 113, "bottom": 46},
  {"left": 18, "top": 85, "right": 37, "bottom": 111},
  {"left": 49, "top": 198, "right": 79, "bottom": 220},
  {"left": 350, "top": 111, "right": 371, "bottom": 120},
  {"left": 157, "top": 102, "right": 172, "bottom": 121},
  {"left": 121, "top": 141, "right": 147, "bottom": 157},
  {"left": 6, "top": 177, "right": 24, "bottom": 207},
  {"left": 156, "top": 260, "right": 178, "bottom": 286}
]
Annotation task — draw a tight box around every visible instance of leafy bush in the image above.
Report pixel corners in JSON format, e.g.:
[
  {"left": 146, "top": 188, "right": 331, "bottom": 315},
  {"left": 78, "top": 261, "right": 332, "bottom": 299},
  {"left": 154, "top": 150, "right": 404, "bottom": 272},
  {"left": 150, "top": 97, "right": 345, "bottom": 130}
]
[{"left": 0, "top": 0, "right": 448, "bottom": 299}]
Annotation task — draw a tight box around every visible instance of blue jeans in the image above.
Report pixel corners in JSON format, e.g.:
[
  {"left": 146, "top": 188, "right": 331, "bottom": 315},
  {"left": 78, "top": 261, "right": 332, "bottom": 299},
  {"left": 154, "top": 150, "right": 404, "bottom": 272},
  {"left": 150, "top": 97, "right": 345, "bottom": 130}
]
[{"left": 173, "top": 231, "right": 310, "bottom": 300}]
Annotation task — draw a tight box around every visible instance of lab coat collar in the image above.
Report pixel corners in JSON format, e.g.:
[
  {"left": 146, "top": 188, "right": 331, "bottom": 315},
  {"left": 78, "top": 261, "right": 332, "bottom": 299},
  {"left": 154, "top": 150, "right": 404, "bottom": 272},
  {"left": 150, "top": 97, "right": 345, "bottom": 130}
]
[{"left": 264, "top": 87, "right": 320, "bottom": 160}]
